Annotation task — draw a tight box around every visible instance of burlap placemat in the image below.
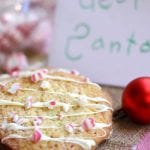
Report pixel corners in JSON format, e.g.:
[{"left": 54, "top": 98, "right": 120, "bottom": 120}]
[{"left": 98, "top": 86, "right": 150, "bottom": 150}]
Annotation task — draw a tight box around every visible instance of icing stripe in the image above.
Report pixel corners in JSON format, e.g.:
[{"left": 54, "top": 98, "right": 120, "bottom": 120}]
[
  {"left": 0, "top": 70, "right": 100, "bottom": 88},
  {"left": 0, "top": 100, "right": 112, "bottom": 112},
  {"left": 20, "top": 88, "right": 111, "bottom": 104},
  {"left": 1, "top": 134, "right": 96, "bottom": 150},
  {"left": 0, "top": 123, "right": 59, "bottom": 130},
  {"left": 0, "top": 122, "right": 111, "bottom": 131},
  {"left": 2, "top": 106, "right": 112, "bottom": 120},
  {"left": 45, "top": 75, "right": 99, "bottom": 87}
]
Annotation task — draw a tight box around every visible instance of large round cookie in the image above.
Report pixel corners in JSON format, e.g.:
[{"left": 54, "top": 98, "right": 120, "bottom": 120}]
[{"left": 0, "top": 68, "right": 113, "bottom": 150}]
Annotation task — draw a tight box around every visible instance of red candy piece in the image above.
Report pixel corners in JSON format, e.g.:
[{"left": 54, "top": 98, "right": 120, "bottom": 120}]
[
  {"left": 48, "top": 100, "right": 56, "bottom": 109},
  {"left": 122, "top": 77, "right": 150, "bottom": 124},
  {"left": 32, "top": 129, "right": 42, "bottom": 143}
]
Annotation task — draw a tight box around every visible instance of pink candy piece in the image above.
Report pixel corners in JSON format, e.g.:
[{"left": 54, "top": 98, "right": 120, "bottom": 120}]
[
  {"left": 25, "top": 96, "right": 33, "bottom": 109},
  {"left": 34, "top": 117, "right": 43, "bottom": 126},
  {"left": 9, "top": 70, "right": 20, "bottom": 77},
  {"left": 8, "top": 83, "right": 20, "bottom": 94},
  {"left": 48, "top": 100, "right": 56, "bottom": 109},
  {"left": 9, "top": 113, "right": 25, "bottom": 125},
  {"left": 70, "top": 70, "right": 79, "bottom": 75},
  {"left": 12, "top": 114, "right": 19, "bottom": 123},
  {"left": 0, "top": 83, "right": 5, "bottom": 89},
  {"left": 65, "top": 123, "right": 75, "bottom": 133},
  {"left": 82, "top": 118, "right": 95, "bottom": 131},
  {"left": 84, "top": 77, "right": 90, "bottom": 82},
  {"left": 4, "top": 52, "right": 28, "bottom": 73},
  {"left": 31, "top": 69, "right": 48, "bottom": 82},
  {"left": 42, "top": 68, "right": 48, "bottom": 74},
  {"left": 31, "top": 129, "right": 42, "bottom": 143}
]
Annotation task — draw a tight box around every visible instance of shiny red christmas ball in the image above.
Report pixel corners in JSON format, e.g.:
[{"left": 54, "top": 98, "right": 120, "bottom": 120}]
[{"left": 122, "top": 77, "right": 150, "bottom": 124}]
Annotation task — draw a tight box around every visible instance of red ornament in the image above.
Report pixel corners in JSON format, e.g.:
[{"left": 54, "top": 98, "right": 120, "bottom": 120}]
[{"left": 122, "top": 77, "right": 150, "bottom": 124}]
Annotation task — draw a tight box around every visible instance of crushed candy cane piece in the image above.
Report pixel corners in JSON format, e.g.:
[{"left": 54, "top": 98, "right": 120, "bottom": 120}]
[
  {"left": 9, "top": 113, "right": 25, "bottom": 125},
  {"left": 82, "top": 118, "right": 95, "bottom": 131},
  {"left": 34, "top": 117, "right": 43, "bottom": 126},
  {"left": 9, "top": 70, "right": 20, "bottom": 77},
  {"left": 25, "top": 96, "right": 33, "bottom": 109},
  {"left": 31, "top": 129, "right": 42, "bottom": 143},
  {"left": 9, "top": 112, "right": 19, "bottom": 122},
  {"left": 65, "top": 123, "right": 75, "bottom": 133},
  {"left": 40, "top": 80, "right": 50, "bottom": 90},
  {"left": 31, "top": 69, "right": 48, "bottom": 82},
  {"left": 84, "top": 77, "right": 90, "bottom": 82},
  {"left": 16, "top": 118, "right": 26, "bottom": 125},
  {"left": 48, "top": 100, "right": 56, "bottom": 109},
  {"left": 8, "top": 83, "right": 20, "bottom": 94},
  {"left": 12, "top": 114, "right": 19, "bottom": 123},
  {"left": 56, "top": 113, "right": 64, "bottom": 120},
  {"left": 42, "top": 69, "right": 48, "bottom": 74},
  {"left": 70, "top": 70, "right": 79, "bottom": 75}
]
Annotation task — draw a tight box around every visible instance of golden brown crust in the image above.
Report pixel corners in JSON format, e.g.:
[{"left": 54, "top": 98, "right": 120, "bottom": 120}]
[{"left": 0, "top": 68, "right": 112, "bottom": 150}]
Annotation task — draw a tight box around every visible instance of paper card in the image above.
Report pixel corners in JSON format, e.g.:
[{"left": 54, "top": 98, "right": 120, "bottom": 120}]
[{"left": 49, "top": 0, "right": 150, "bottom": 86}]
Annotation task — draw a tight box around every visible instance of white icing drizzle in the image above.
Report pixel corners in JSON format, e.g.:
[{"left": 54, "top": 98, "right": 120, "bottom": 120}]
[
  {"left": 2, "top": 104, "right": 112, "bottom": 124},
  {"left": 0, "top": 70, "right": 99, "bottom": 87},
  {"left": 45, "top": 75, "right": 100, "bottom": 88},
  {"left": 94, "top": 123, "right": 111, "bottom": 130},
  {"left": 0, "top": 100, "right": 112, "bottom": 113},
  {"left": 4, "top": 106, "right": 112, "bottom": 120},
  {"left": 20, "top": 88, "right": 111, "bottom": 104},
  {"left": 0, "top": 122, "right": 60, "bottom": 131},
  {"left": 1, "top": 134, "right": 96, "bottom": 150},
  {"left": 0, "top": 121, "right": 111, "bottom": 132},
  {"left": 0, "top": 99, "right": 72, "bottom": 112},
  {"left": 0, "top": 100, "right": 23, "bottom": 106}
]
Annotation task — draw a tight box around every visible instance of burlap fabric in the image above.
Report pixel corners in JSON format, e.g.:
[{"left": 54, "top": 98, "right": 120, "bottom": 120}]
[{"left": 98, "top": 86, "right": 150, "bottom": 150}]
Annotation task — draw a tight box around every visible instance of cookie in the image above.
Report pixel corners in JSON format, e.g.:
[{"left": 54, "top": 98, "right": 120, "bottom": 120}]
[{"left": 0, "top": 68, "right": 113, "bottom": 150}]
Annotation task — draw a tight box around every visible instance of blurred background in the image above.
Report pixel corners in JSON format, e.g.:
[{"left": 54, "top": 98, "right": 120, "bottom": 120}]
[{"left": 0, "top": 0, "right": 55, "bottom": 74}]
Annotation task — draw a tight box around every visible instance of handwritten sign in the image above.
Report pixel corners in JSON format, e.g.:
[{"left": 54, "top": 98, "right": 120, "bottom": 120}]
[{"left": 49, "top": 0, "right": 150, "bottom": 86}]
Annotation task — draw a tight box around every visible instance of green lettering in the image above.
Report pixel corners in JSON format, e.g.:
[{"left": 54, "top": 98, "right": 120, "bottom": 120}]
[
  {"left": 127, "top": 33, "right": 137, "bottom": 55},
  {"left": 110, "top": 41, "right": 121, "bottom": 53},
  {"left": 79, "top": 0, "right": 95, "bottom": 11},
  {"left": 140, "top": 41, "right": 150, "bottom": 53},
  {"left": 64, "top": 23, "right": 90, "bottom": 61},
  {"left": 134, "top": 0, "right": 139, "bottom": 10},
  {"left": 98, "top": 0, "right": 113, "bottom": 10},
  {"left": 116, "top": 0, "right": 126, "bottom": 4},
  {"left": 92, "top": 38, "right": 104, "bottom": 50}
]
